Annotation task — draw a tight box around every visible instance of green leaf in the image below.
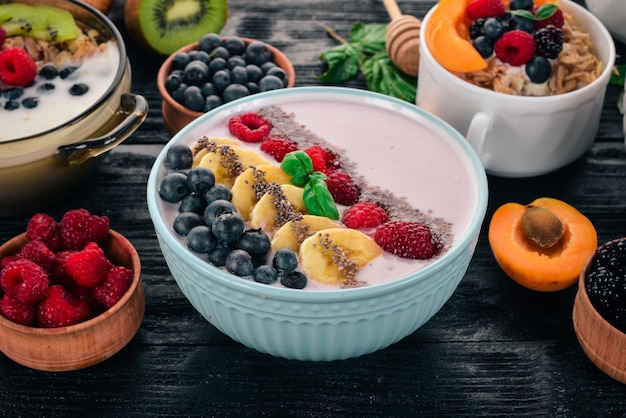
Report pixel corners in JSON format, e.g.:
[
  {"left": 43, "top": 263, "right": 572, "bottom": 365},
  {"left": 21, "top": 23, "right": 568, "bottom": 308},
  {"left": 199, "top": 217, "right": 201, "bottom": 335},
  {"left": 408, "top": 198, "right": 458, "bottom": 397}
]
[
  {"left": 534, "top": 4, "right": 558, "bottom": 21},
  {"left": 318, "top": 43, "right": 362, "bottom": 83},
  {"left": 610, "top": 64, "right": 626, "bottom": 86},
  {"left": 349, "top": 22, "right": 387, "bottom": 55},
  {"left": 360, "top": 51, "right": 417, "bottom": 102},
  {"left": 281, "top": 151, "right": 313, "bottom": 187},
  {"left": 303, "top": 175, "right": 339, "bottom": 220},
  {"left": 509, "top": 9, "right": 534, "bottom": 20}
]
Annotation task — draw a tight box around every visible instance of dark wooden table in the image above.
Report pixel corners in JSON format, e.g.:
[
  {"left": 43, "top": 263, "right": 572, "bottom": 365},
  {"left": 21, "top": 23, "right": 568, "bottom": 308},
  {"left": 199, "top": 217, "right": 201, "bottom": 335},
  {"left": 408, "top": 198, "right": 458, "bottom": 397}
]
[{"left": 1, "top": 0, "right": 625, "bottom": 416}]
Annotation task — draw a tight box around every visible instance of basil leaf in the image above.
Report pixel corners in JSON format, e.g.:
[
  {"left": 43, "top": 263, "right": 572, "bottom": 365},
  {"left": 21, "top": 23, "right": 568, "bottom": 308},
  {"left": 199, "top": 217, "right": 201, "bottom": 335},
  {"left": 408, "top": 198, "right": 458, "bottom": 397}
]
[
  {"left": 281, "top": 151, "right": 313, "bottom": 187},
  {"left": 534, "top": 4, "right": 558, "bottom": 21},
  {"left": 360, "top": 51, "right": 417, "bottom": 102},
  {"left": 509, "top": 9, "right": 534, "bottom": 20},
  {"left": 318, "top": 43, "right": 362, "bottom": 83},
  {"left": 303, "top": 175, "right": 339, "bottom": 220}
]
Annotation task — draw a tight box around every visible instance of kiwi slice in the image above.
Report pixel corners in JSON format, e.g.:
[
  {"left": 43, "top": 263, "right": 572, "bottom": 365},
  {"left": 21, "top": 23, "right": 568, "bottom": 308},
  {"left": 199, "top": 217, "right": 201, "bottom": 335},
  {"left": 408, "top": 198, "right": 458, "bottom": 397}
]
[
  {"left": 0, "top": 4, "right": 79, "bottom": 42},
  {"left": 124, "top": 0, "right": 229, "bottom": 55}
]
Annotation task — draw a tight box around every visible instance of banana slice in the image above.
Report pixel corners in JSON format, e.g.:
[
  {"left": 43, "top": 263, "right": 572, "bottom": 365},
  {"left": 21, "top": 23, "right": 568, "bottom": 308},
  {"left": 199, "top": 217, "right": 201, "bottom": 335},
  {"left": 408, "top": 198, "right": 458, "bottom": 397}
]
[
  {"left": 271, "top": 214, "right": 342, "bottom": 253},
  {"left": 197, "top": 144, "right": 270, "bottom": 188},
  {"left": 299, "top": 228, "right": 383, "bottom": 285},
  {"left": 231, "top": 164, "right": 292, "bottom": 221},
  {"left": 192, "top": 137, "right": 242, "bottom": 167},
  {"left": 249, "top": 184, "right": 306, "bottom": 232}
]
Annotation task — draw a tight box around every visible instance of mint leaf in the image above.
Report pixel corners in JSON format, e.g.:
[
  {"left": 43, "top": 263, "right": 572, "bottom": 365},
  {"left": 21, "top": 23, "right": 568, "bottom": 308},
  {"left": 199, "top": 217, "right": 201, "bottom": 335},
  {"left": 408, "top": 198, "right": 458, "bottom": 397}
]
[
  {"left": 534, "top": 4, "right": 558, "bottom": 21},
  {"left": 281, "top": 151, "right": 313, "bottom": 186},
  {"left": 318, "top": 43, "right": 362, "bottom": 83},
  {"left": 350, "top": 22, "right": 387, "bottom": 55},
  {"left": 509, "top": 9, "right": 534, "bottom": 20},
  {"left": 360, "top": 51, "right": 417, "bottom": 103},
  {"left": 303, "top": 174, "right": 339, "bottom": 220}
]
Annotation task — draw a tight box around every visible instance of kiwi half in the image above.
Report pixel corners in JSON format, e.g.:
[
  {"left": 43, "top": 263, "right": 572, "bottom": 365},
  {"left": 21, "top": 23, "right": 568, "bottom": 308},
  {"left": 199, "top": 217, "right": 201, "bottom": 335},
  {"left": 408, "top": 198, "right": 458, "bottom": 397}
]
[
  {"left": 124, "top": 0, "right": 229, "bottom": 55},
  {"left": 0, "top": 4, "right": 79, "bottom": 42}
]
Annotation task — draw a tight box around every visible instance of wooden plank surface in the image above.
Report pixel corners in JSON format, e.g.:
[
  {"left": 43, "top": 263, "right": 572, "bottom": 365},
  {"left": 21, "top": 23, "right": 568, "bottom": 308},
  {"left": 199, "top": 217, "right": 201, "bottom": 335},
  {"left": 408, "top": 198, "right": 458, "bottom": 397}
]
[{"left": 0, "top": 0, "right": 625, "bottom": 416}]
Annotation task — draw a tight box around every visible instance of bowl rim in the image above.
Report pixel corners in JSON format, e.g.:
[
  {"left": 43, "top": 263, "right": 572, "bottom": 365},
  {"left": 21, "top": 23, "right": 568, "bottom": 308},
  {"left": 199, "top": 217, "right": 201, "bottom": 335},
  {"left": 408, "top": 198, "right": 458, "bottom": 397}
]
[
  {"left": 0, "top": 229, "right": 143, "bottom": 334},
  {"left": 0, "top": 0, "right": 128, "bottom": 144},
  {"left": 147, "top": 86, "right": 489, "bottom": 301},
  {"left": 157, "top": 37, "right": 296, "bottom": 120}
]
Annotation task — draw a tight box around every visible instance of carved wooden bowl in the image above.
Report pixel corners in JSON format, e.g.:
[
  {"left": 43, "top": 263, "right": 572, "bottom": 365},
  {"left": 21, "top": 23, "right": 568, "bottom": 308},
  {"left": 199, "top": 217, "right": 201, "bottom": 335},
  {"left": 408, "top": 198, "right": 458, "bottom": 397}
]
[{"left": 0, "top": 230, "right": 144, "bottom": 372}]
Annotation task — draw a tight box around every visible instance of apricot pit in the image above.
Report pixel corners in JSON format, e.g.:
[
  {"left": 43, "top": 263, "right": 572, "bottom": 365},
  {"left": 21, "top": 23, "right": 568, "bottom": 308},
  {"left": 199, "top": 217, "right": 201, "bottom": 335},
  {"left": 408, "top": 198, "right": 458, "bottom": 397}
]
[{"left": 488, "top": 197, "right": 597, "bottom": 292}]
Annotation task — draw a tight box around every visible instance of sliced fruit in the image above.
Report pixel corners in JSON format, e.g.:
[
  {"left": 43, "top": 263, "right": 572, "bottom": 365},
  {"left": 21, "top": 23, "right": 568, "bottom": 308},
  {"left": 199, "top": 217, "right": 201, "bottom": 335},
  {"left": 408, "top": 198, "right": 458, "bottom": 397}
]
[
  {"left": 192, "top": 137, "right": 242, "bottom": 167},
  {"left": 425, "top": 0, "right": 487, "bottom": 73},
  {"left": 249, "top": 184, "right": 305, "bottom": 232},
  {"left": 299, "top": 228, "right": 383, "bottom": 285},
  {"left": 197, "top": 144, "right": 270, "bottom": 188},
  {"left": 231, "top": 164, "right": 292, "bottom": 220},
  {"left": 124, "top": 0, "right": 229, "bottom": 55},
  {"left": 80, "top": 0, "right": 115, "bottom": 15},
  {"left": 271, "top": 215, "right": 342, "bottom": 253},
  {"left": 0, "top": 4, "right": 79, "bottom": 42}
]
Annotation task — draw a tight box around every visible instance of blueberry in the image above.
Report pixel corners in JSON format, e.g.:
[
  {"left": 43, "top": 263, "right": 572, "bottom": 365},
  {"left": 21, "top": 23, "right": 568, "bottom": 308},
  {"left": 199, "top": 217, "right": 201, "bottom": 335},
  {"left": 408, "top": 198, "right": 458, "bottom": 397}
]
[
  {"left": 280, "top": 270, "right": 307, "bottom": 289},
  {"left": 171, "top": 52, "right": 191, "bottom": 70},
  {"left": 227, "top": 55, "right": 246, "bottom": 70},
  {"left": 482, "top": 18, "right": 506, "bottom": 41},
  {"left": 260, "top": 61, "right": 277, "bottom": 73},
  {"left": 183, "top": 85, "right": 205, "bottom": 111},
  {"left": 183, "top": 61, "right": 209, "bottom": 85},
  {"left": 59, "top": 66, "right": 78, "bottom": 79},
  {"left": 525, "top": 56, "right": 552, "bottom": 84},
  {"left": 224, "top": 37, "right": 247, "bottom": 56},
  {"left": 212, "top": 211, "right": 245, "bottom": 243},
  {"left": 166, "top": 144, "right": 193, "bottom": 169},
  {"left": 187, "top": 166, "right": 216, "bottom": 194},
  {"left": 208, "top": 244, "right": 231, "bottom": 266},
  {"left": 159, "top": 172, "right": 190, "bottom": 203},
  {"left": 265, "top": 66, "right": 287, "bottom": 86},
  {"left": 246, "top": 64, "right": 263, "bottom": 83},
  {"left": 238, "top": 228, "right": 271, "bottom": 256},
  {"left": 3, "top": 87, "right": 22, "bottom": 100},
  {"left": 205, "top": 183, "right": 231, "bottom": 202},
  {"left": 186, "top": 225, "right": 218, "bottom": 253},
  {"left": 69, "top": 83, "right": 89, "bottom": 96},
  {"left": 258, "top": 75, "right": 284, "bottom": 92},
  {"left": 198, "top": 33, "right": 223, "bottom": 53},
  {"left": 39, "top": 65, "right": 58, "bottom": 79},
  {"left": 222, "top": 83, "right": 249, "bottom": 102},
  {"left": 38, "top": 83, "right": 55, "bottom": 93},
  {"left": 203, "top": 95, "right": 223, "bottom": 112},
  {"left": 272, "top": 248, "right": 299, "bottom": 272},
  {"left": 200, "top": 82, "right": 216, "bottom": 97},
  {"left": 203, "top": 199, "right": 235, "bottom": 226},
  {"left": 172, "top": 83, "right": 188, "bottom": 104},
  {"left": 211, "top": 46, "right": 230, "bottom": 60},
  {"left": 212, "top": 69, "right": 232, "bottom": 93},
  {"left": 179, "top": 194, "right": 206, "bottom": 214},
  {"left": 194, "top": 50, "right": 212, "bottom": 66},
  {"left": 225, "top": 249, "right": 254, "bottom": 276},
  {"left": 246, "top": 82, "right": 260, "bottom": 95},
  {"left": 509, "top": 0, "right": 534, "bottom": 10},
  {"left": 4, "top": 100, "right": 19, "bottom": 111},
  {"left": 230, "top": 66, "right": 248, "bottom": 85},
  {"left": 472, "top": 36, "right": 494, "bottom": 58},
  {"left": 244, "top": 41, "right": 272, "bottom": 66},
  {"left": 253, "top": 265, "right": 278, "bottom": 284},
  {"left": 21, "top": 97, "right": 38, "bottom": 109},
  {"left": 165, "top": 73, "right": 183, "bottom": 93},
  {"left": 208, "top": 57, "right": 227, "bottom": 75},
  {"left": 173, "top": 212, "right": 204, "bottom": 236},
  {"left": 508, "top": 16, "right": 534, "bottom": 33}
]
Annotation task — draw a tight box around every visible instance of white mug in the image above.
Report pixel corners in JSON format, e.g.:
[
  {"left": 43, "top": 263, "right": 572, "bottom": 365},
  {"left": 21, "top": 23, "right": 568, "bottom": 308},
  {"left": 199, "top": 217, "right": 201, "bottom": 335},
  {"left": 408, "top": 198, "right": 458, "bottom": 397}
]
[
  {"left": 416, "top": 0, "right": 616, "bottom": 177},
  {"left": 585, "top": 0, "right": 626, "bottom": 45}
]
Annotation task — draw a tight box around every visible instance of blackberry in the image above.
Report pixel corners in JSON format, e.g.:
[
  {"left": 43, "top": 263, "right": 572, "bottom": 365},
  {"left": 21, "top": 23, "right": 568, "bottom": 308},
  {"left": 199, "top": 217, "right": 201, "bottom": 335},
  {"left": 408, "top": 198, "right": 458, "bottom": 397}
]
[
  {"left": 534, "top": 26, "right": 564, "bottom": 59},
  {"left": 225, "top": 249, "right": 254, "bottom": 277},
  {"left": 469, "top": 18, "right": 486, "bottom": 39}
]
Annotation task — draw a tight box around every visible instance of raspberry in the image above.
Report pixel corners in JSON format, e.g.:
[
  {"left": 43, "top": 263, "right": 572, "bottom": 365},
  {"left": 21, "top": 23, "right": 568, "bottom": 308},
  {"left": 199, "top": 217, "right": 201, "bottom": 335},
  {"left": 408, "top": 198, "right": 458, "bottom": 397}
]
[
  {"left": 374, "top": 220, "right": 442, "bottom": 260},
  {"left": 304, "top": 145, "right": 330, "bottom": 174},
  {"left": 323, "top": 148, "right": 342, "bottom": 172},
  {"left": 0, "top": 259, "right": 49, "bottom": 305},
  {"left": 532, "top": 5, "right": 564, "bottom": 30},
  {"left": 92, "top": 266, "right": 133, "bottom": 310},
  {"left": 0, "top": 47, "right": 37, "bottom": 87},
  {"left": 260, "top": 136, "right": 299, "bottom": 162},
  {"left": 38, "top": 285, "right": 91, "bottom": 328},
  {"left": 0, "top": 254, "right": 17, "bottom": 270},
  {"left": 26, "top": 213, "right": 62, "bottom": 252},
  {"left": 325, "top": 171, "right": 361, "bottom": 206},
  {"left": 65, "top": 242, "right": 108, "bottom": 288},
  {"left": 60, "top": 208, "right": 110, "bottom": 251},
  {"left": 228, "top": 112, "right": 272, "bottom": 142},
  {"left": 0, "top": 294, "right": 36, "bottom": 326},
  {"left": 466, "top": 0, "right": 505, "bottom": 20},
  {"left": 342, "top": 202, "right": 389, "bottom": 229},
  {"left": 494, "top": 30, "right": 536, "bottom": 66},
  {"left": 16, "top": 240, "right": 57, "bottom": 273},
  {"left": 51, "top": 250, "right": 79, "bottom": 286}
]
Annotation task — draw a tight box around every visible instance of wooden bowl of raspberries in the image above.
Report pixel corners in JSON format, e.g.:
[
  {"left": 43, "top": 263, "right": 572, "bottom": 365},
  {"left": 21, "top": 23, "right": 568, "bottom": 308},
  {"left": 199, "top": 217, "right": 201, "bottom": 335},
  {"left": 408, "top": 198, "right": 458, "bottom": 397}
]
[
  {"left": 0, "top": 209, "right": 144, "bottom": 371},
  {"left": 573, "top": 237, "right": 626, "bottom": 384},
  {"left": 157, "top": 34, "right": 295, "bottom": 136}
]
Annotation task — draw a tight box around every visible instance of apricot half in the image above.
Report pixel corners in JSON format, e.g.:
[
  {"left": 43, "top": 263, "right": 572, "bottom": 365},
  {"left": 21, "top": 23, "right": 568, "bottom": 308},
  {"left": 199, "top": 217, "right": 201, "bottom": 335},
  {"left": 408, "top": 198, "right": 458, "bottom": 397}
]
[{"left": 488, "top": 197, "right": 597, "bottom": 292}]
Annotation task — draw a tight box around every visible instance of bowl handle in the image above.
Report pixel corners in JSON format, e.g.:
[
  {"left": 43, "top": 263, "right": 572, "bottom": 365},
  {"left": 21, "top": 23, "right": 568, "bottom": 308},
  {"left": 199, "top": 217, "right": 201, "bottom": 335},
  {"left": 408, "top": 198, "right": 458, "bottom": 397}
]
[
  {"left": 465, "top": 111, "right": 493, "bottom": 169},
  {"left": 55, "top": 93, "right": 149, "bottom": 166}
]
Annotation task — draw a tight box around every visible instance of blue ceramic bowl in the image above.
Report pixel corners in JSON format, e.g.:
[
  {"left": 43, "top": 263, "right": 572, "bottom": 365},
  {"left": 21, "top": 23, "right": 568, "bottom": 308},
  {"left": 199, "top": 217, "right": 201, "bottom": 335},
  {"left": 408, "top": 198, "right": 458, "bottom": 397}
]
[{"left": 147, "top": 87, "right": 488, "bottom": 361}]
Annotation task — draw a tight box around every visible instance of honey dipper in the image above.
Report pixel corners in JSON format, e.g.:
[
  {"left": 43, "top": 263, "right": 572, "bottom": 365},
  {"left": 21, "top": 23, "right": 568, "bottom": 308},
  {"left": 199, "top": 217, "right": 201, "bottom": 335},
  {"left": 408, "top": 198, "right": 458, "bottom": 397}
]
[{"left": 382, "top": 0, "right": 421, "bottom": 77}]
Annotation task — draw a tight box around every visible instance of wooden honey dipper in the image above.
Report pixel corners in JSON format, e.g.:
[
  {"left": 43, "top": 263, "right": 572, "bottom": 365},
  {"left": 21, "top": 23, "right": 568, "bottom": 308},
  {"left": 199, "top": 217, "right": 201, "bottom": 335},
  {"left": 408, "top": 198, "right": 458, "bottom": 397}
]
[{"left": 382, "top": 0, "right": 421, "bottom": 77}]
